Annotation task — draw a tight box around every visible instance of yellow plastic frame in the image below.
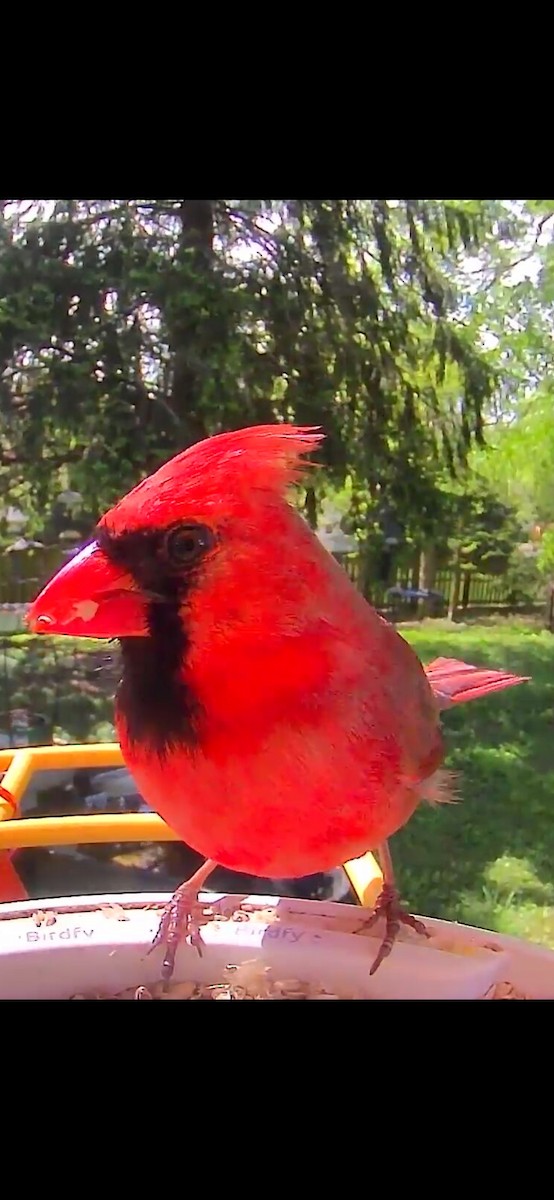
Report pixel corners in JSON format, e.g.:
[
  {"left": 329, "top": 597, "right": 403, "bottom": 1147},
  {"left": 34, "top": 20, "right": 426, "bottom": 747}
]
[{"left": 0, "top": 743, "right": 383, "bottom": 907}]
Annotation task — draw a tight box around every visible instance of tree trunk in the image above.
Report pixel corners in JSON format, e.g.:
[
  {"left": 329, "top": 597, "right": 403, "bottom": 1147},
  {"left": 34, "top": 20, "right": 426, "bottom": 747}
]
[
  {"left": 167, "top": 200, "right": 215, "bottom": 448},
  {"left": 378, "top": 547, "right": 395, "bottom": 586},
  {"left": 410, "top": 549, "right": 421, "bottom": 590},
  {"left": 461, "top": 571, "right": 472, "bottom": 611},
  {"left": 304, "top": 486, "right": 318, "bottom": 530},
  {"left": 418, "top": 543, "right": 437, "bottom": 618},
  {"left": 358, "top": 541, "right": 374, "bottom": 601},
  {"left": 448, "top": 559, "right": 462, "bottom": 620}
]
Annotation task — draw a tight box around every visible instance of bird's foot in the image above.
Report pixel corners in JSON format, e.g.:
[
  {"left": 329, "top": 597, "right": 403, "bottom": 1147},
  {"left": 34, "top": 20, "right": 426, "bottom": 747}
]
[
  {"left": 147, "top": 883, "right": 206, "bottom": 988},
  {"left": 357, "top": 883, "right": 429, "bottom": 975}
]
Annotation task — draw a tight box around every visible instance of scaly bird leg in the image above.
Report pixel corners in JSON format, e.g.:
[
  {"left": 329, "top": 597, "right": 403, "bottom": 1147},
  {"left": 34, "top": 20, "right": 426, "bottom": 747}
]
[
  {"left": 148, "top": 857, "right": 217, "bottom": 988},
  {"left": 359, "top": 841, "right": 428, "bottom": 975}
]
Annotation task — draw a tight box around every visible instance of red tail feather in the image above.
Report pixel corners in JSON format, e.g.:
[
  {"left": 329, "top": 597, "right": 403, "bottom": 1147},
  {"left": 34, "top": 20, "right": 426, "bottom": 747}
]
[{"left": 424, "top": 656, "right": 529, "bottom": 709}]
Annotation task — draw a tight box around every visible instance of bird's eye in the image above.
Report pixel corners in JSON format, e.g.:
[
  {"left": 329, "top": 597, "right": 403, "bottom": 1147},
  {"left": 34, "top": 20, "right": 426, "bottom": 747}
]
[{"left": 163, "top": 524, "right": 214, "bottom": 568}]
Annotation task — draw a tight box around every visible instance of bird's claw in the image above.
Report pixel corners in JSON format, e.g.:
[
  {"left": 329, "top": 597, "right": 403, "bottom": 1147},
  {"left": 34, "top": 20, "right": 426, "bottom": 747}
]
[
  {"left": 147, "top": 884, "right": 205, "bottom": 988},
  {"left": 358, "top": 882, "right": 429, "bottom": 975}
]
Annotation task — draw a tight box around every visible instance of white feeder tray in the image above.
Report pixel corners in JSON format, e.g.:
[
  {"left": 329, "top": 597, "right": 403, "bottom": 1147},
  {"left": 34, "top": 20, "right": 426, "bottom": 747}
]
[{"left": 0, "top": 892, "right": 552, "bottom": 1000}]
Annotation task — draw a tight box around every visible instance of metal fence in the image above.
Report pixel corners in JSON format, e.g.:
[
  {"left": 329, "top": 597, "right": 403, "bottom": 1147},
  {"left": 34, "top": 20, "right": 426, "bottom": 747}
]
[
  {"left": 0, "top": 545, "right": 539, "bottom": 748},
  {"left": 342, "top": 557, "right": 529, "bottom": 611},
  {"left": 0, "top": 546, "right": 63, "bottom": 605},
  {"left": 0, "top": 543, "right": 531, "bottom": 611}
]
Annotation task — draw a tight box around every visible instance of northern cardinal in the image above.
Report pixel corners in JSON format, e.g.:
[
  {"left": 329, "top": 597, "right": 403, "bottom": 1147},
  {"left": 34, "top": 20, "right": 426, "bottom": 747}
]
[{"left": 27, "top": 426, "right": 528, "bottom": 981}]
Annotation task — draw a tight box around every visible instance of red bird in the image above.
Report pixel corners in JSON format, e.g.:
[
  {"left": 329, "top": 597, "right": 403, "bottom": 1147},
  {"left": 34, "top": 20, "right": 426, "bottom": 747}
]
[{"left": 27, "top": 426, "right": 528, "bottom": 980}]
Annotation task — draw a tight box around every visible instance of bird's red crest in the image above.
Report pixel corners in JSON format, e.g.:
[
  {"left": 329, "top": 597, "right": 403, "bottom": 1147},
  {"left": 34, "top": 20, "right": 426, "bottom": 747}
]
[{"left": 100, "top": 424, "right": 324, "bottom": 531}]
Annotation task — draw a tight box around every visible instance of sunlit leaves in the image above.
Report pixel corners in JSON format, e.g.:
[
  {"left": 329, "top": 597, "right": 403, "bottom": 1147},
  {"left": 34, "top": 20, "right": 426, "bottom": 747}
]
[{"left": 0, "top": 199, "right": 500, "bottom": 531}]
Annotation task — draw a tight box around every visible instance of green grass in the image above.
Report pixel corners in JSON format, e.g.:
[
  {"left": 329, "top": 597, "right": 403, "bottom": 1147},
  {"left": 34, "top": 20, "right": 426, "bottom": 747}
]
[{"left": 396, "top": 618, "right": 554, "bottom": 948}]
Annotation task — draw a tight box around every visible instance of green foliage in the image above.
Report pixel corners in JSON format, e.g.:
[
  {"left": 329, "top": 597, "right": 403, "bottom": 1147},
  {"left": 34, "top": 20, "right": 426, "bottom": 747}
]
[
  {"left": 0, "top": 199, "right": 498, "bottom": 528},
  {"left": 1, "top": 197, "right": 552, "bottom": 576},
  {"left": 466, "top": 201, "right": 554, "bottom": 532},
  {"left": 538, "top": 528, "right": 554, "bottom": 578},
  {"left": 0, "top": 636, "right": 116, "bottom": 742},
  {"left": 474, "top": 391, "right": 554, "bottom": 530},
  {"left": 502, "top": 549, "right": 544, "bottom": 604},
  {"left": 436, "top": 473, "right": 522, "bottom": 573}
]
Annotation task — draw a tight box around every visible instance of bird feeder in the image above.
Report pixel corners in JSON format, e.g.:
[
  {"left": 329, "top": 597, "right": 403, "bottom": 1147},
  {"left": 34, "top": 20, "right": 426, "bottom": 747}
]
[
  {"left": 0, "top": 747, "right": 550, "bottom": 999},
  {"left": 0, "top": 892, "right": 552, "bottom": 999}
]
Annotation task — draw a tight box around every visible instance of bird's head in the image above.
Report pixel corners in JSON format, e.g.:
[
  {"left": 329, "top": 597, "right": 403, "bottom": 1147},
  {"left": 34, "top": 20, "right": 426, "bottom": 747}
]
[{"left": 27, "top": 425, "right": 326, "bottom": 647}]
